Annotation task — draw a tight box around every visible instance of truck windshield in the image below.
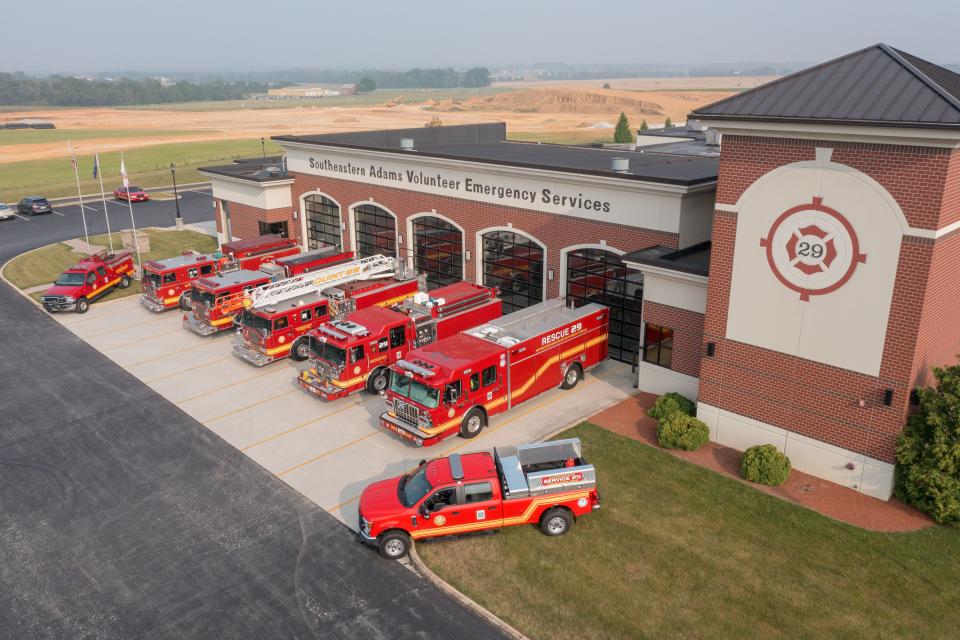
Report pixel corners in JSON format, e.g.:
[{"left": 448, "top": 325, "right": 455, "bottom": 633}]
[
  {"left": 399, "top": 465, "right": 432, "bottom": 507},
  {"left": 390, "top": 375, "right": 440, "bottom": 409},
  {"left": 310, "top": 340, "right": 346, "bottom": 368},
  {"left": 193, "top": 287, "right": 216, "bottom": 307},
  {"left": 240, "top": 310, "right": 271, "bottom": 332},
  {"left": 143, "top": 271, "right": 161, "bottom": 288},
  {"left": 55, "top": 272, "right": 85, "bottom": 286}
]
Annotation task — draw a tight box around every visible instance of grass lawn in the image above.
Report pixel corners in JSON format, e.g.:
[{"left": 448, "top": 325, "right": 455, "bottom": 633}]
[
  {"left": 417, "top": 423, "right": 960, "bottom": 640},
  {"left": 0, "top": 137, "right": 282, "bottom": 204},
  {"left": 5, "top": 228, "right": 218, "bottom": 303},
  {"left": 0, "top": 128, "right": 209, "bottom": 146}
]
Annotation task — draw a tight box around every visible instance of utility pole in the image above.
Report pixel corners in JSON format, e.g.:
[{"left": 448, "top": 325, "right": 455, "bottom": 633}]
[{"left": 170, "top": 162, "right": 183, "bottom": 230}]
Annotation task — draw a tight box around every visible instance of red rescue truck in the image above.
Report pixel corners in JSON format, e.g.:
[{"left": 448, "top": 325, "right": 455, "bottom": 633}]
[
  {"left": 140, "top": 251, "right": 220, "bottom": 312},
  {"left": 297, "top": 282, "right": 501, "bottom": 400},
  {"left": 380, "top": 299, "right": 608, "bottom": 446},
  {"left": 183, "top": 269, "right": 272, "bottom": 335},
  {"left": 231, "top": 255, "right": 421, "bottom": 366},
  {"left": 358, "top": 437, "right": 600, "bottom": 559},
  {"left": 41, "top": 250, "right": 136, "bottom": 314}
]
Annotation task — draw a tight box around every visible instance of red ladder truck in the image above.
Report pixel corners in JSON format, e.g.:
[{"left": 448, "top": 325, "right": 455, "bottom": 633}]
[
  {"left": 379, "top": 299, "right": 609, "bottom": 446},
  {"left": 357, "top": 438, "right": 601, "bottom": 559},
  {"left": 297, "top": 282, "right": 502, "bottom": 400},
  {"left": 231, "top": 255, "right": 420, "bottom": 366}
]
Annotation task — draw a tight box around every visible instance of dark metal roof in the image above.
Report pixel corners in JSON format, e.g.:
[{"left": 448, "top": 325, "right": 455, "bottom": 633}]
[
  {"left": 199, "top": 156, "right": 290, "bottom": 183},
  {"left": 691, "top": 44, "right": 960, "bottom": 129},
  {"left": 273, "top": 123, "right": 718, "bottom": 187},
  {"left": 622, "top": 241, "right": 711, "bottom": 277}
]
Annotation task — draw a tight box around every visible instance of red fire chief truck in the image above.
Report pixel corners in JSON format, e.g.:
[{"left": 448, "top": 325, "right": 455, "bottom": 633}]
[
  {"left": 380, "top": 299, "right": 608, "bottom": 446},
  {"left": 42, "top": 250, "right": 136, "bottom": 314},
  {"left": 297, "top": 282, "right": 502, "bottom": 399},
  {"left": 231, "top": 255, "right": 421, "bottom": 366},
  {"left": 358, "top": 437, "right": 601, "bottom": 559}
]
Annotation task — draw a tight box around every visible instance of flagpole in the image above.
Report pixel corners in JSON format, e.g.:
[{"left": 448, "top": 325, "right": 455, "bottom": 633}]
[
  {"left": 68, "top": 140, "right": 91, "bottom": 248},
  {"left": 94, "top": 153, "right": 114, "bottom": 253},
  {"left": 121, "top": 153, "right": 142, "bottom": 274}
]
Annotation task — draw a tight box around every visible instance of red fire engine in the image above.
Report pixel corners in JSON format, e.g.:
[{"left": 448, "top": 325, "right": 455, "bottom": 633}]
[
  {"left": 41, "top": 250, "right": 135, "bottom": 314},
  {"left": 379, "top": 299, "right": 609, "bottom": 446},
  {"left": 182, "top": 269, "right": 273, "bottom": 335},
  {"left": 231, "top": 255, "right": 421, "bottom": 366},
  {"left": 218, "top": 234, "right": 300, "bottom": 272},
  {"left": 357, "top": 437, "right": 600, "bottom": 559},
  {"left": 297, "top": 282, "right": 502, "bottom": 400},
  {"left": 140, "top": 251, "right": 220, "bottom": 312}
]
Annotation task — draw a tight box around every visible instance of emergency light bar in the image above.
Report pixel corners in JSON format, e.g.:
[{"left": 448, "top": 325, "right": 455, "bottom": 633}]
[{"left": 396, "top": 359, "right": 436, "bottom": 378}]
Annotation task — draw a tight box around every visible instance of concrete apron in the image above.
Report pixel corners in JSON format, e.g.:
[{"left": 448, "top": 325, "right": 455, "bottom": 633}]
[{"left": 54, "top": 295, "right": 636, "bottom": 529}]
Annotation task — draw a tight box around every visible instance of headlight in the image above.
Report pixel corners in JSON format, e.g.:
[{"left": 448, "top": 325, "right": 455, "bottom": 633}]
[
  {"left": 64, "top": 296, "right": 75, "bottom": 303},
  {"left": 360, "top": 516, "right": 371, "bottom": 535},
  {"left": 418, "top": 413, "right": 433, "bottom": 428},
  {"left": 384, "top": 397, "right": 394, "bottom": 410}
]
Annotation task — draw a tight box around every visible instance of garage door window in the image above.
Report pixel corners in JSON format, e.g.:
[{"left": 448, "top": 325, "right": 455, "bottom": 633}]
[
  {"left": 354, "top": 204, "right": 397, "bottom": 258},
  {"left": 304, "top": 194, "right": 342, "bottom": 250},
  {"left": 482, "top": 230, "right": 544, "bottom": 314},
  {"left": 413, "top": 216, "right": 463, "bottom": 289}
]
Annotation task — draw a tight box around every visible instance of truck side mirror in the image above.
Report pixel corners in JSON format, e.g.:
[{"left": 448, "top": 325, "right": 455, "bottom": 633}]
[{"left": 418, "top": 504, "right": 430, "bottom": 519}]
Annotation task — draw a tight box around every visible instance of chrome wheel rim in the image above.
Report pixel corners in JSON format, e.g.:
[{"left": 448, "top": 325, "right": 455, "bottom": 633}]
[
  {"left": 565, "top": 368, "right": 578, "bottom": 385},
  {"left": 296, "top": 343, "right": 310, "bottom": 359},
  {"left": 547, "top": 516, "right": 566, "bottom": 534},
  {"left": 467, "top": 415, "right": 481, "bottom": 433},
  {"left": 384, "top": 539, "right": 405, "bottom": 557},
  {"left": 374, "top": 374, "right": 387, "bottom": 391}
]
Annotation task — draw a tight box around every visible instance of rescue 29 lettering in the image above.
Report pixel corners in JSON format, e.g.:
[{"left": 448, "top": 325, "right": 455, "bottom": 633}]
[{"left": 541, "top": 321, "right": 583, "bottom": 347}]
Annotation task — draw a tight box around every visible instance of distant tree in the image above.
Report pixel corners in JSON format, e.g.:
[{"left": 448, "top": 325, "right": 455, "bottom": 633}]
[
  {"left": 602, "top": 82, "right": 611, "bottom": 89},
  {"left": 663, "top": 117, "right": 673, "bottom": 128},
  {"left": 357, "top": 77, "right": 376, "bottom": 93},
  {"left": 613, "top": 112, "right": 632, "bottom": 143},
  {"left": 640, "top": 119, "right": 649, "bottom": 130},
  {"left": 895, "top": 363, "right": 960, "bottom": 525},
  {"left": 463, "top": 67, "right": 491, "bottom": 88}
]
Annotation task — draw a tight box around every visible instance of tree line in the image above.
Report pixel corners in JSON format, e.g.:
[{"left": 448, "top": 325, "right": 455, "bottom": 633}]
[
  {"left": 0, "top": 74, "right": 269, "bottom": 106},
  {"left": 347, "top": 67, "right": 491, "bottom": 91}
]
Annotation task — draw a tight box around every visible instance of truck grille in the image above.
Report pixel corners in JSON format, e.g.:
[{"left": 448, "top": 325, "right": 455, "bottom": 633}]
[
  {"left": 42, "top": 295, "right": 65, "bottom": 305},
  {"left": 394, "top": 400, "right": 419, "bottom": 427}
]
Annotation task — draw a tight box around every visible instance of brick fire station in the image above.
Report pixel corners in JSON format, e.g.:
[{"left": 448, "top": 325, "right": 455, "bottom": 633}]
[{"left": 200, "top": 44, "right": 960, "bottom": 500}]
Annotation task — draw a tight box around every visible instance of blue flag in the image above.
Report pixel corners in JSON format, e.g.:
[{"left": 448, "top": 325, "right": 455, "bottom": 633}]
[{"left": 93, "top": 153, "right": 99, "bottom": 179}]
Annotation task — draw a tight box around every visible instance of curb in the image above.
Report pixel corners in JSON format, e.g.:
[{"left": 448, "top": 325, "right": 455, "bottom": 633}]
[
  {"left": 408, "top": 545, "right": 529, "bottom": 640},
  {"left": 50, "top": 183, "right": 211, "bottom": 209}
]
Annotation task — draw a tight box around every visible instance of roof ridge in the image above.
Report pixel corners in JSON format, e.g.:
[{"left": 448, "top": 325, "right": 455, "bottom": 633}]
[{"left": 882, "top": 44, "right": 960, "bottom": 112}]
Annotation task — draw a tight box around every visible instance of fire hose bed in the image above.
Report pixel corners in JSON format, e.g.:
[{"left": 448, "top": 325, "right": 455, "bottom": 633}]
[{"left": 48, "top": 293, "right": 635, "bottom": 530}]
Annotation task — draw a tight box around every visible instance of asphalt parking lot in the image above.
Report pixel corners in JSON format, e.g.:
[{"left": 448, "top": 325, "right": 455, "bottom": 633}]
[{"left": 52, "top": 295, "right": 635, "bottom": 529}]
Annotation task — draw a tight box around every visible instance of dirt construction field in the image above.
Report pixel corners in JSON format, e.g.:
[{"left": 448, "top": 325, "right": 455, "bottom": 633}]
[{"left": 0, "top": 76, "right": 774, "bottom": 165}]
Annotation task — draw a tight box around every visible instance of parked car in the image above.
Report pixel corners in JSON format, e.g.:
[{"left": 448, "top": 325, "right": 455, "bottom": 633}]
[
  {"left": 114, "top": 185, "right": 149, "bottom": 202},
  {"left": 17, "top": 196, "right": 52, "bottom": 216},
  {"left": 0, "top": 203, "right": 13, "bottom": 220}
]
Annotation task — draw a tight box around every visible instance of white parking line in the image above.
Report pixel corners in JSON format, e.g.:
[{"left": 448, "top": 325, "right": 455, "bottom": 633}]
[
  {"left": 12, "top": 213, "right": 30, "bottom": 222},
  {"left": 53, "top": 210, "right": 65, "bottom": 217}
]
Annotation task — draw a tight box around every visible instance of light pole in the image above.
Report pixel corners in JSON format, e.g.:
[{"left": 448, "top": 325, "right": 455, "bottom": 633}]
[
  {"left": 260, "top": 136, "right": 266, "bottom": 159},
  {"left": 170, "top": 162, "right": 183, "bottom": 230}
]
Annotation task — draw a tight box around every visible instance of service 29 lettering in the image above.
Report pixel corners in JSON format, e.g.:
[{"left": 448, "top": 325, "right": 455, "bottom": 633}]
[{"left": 541, "top": 322, "right": 582, "bottom": 347}]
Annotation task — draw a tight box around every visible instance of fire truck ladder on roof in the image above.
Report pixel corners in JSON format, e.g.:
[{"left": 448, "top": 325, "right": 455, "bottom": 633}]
[{"left": 247, "top": 254, "right": 396, "bottom": 309}]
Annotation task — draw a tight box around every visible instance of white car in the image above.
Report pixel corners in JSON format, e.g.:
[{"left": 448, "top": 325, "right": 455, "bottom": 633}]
[{"left": 0, "top": 203, "right": 14, "bottom": 220}]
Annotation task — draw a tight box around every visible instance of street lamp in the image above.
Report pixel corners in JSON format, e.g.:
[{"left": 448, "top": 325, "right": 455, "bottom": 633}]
[
  {"left": 260, "top": 136, "right": 266, "bottom": 159},
  {"left": 170, "top": 162, "right": 183, "bottom": 230}
]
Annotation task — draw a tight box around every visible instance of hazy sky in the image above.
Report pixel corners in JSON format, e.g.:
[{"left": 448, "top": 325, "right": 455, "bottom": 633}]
[{"left": 5, "top": 0, "right": 959, "bottom": 73}]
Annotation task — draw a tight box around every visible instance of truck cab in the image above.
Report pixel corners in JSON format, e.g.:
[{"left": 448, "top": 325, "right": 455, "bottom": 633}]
[
  {"left": 358, "top": 438, "right": 600, "bottom": 559},
  {"left": 233, "top": 294, "right": 331, "bottom": 366},
  {"left": 182, "top": 269, "right": 271, "bottom": 335},
  {"left": 140, "top": 251, "right": 218, "bottom": 312},
  {"left": 42, "top": 250, "right": 135, "bottom": 314}
]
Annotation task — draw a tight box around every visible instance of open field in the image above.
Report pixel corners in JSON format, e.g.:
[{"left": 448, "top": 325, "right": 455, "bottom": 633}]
[
  {"left": 0, "top": 138, "right": 281, "bottom": 203},
  {"left": 0, "top": 128, "right": 209, "bottom": 146},
  {"left": 418, "top": 422, "right": 960, "bottom": 640},
  {"left": 494, "top": 75, "right": 776, "bottom": 91}
]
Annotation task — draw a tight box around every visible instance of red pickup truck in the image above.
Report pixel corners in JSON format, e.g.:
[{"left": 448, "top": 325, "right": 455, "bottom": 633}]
[
  {"left": 41, "top": 250, "right": 136, "bottom": 314},
  {"left": 357, "top": 437, "right": 600, "bottom": 559}
]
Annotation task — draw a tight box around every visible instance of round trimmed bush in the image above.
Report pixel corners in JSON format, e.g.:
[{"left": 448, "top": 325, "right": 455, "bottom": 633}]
[
  {"left": 648, "top": 392, "right": 696, "bottom": 421},
  {"left": 656, "top": 413, "right": 710, "bottom": 451},
  {"left": 741, "top": 444, "right": 791, "bottom": 486}
]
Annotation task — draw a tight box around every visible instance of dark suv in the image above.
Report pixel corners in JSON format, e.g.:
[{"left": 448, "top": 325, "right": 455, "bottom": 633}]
[{"left": 18, "top": 196, "right": 52, "bottom": 216}]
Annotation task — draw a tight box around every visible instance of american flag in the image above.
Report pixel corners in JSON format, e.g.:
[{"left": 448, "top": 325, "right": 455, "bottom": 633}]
[{"left": 120, "top": 156, "right": 129, "bottom": 188}]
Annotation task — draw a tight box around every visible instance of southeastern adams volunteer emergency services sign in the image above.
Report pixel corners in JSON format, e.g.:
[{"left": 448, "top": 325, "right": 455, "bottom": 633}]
[{"left": 760, "top": 196, "right": 868, "bottom": 301}]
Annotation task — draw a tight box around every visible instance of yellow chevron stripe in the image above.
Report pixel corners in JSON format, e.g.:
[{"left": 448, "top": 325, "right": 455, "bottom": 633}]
[
  {"left": 211, "top": 316, "right": 234, "bottom": 327},
  {"left": 88, "top": 276, "right": 121, "bottom": 298},
  {"left": 510, "top": 354, "right": 561, "bottom": 401},
  {"left": 163, "top": 296, "right": 180, "bottom": 305},
  {"left": 374, "top": 291, "right": 417, "bottom": 308},
  {"left": 265, "top": 343, "right": 292, "bottom": 356},
  {"left": 332, "top": 372, "right": 369, "bottom": 388}
]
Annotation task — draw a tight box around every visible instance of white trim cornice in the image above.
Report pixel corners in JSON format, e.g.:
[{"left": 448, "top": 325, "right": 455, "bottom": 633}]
[{"left": 700, "top": 119, "right": 960, "bottom": 148}]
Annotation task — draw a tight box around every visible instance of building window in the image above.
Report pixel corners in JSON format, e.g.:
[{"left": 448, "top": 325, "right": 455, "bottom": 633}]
[
  {"left": 643, "top": 324, "right": 674, "bottom": 368},
  {"left": 565, "top": 247, "right": 643, "bottom": 364},
  {"left": 413, "top": 216, "right": 463, "bottom": 289},
  {"left": 259, "top": 221, "right": 288, "bottom": 238},
  {"left": 354, "top": 204, "right": 397, "bottom": 258},
  {"left": 481, "top": 230, "right": 544, "bottom": 314},
  {"left": 303, "top": 194, "right": 342, "bottom": 250}
]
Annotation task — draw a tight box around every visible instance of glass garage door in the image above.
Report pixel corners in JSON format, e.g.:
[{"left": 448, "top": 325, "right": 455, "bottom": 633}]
[
  {"left": 354, "top": 204, "right": 397, "bottom": 258},
  {"left": 303, "top": 195, "right": 342, "bottom": 250},
  {"left": 565, "top": 248, "right": 643, "bottom": 363},
  {"left": 481, "top": 230, "right": 545, "bottom": 314},
  {"left": 412, "top": 216, "right": 463, "bottom": 289}
]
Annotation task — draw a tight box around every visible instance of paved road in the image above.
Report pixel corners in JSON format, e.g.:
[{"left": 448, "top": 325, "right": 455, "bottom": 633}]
[{"left": 0, "top": 198, "right": 502, "bottom": 638}]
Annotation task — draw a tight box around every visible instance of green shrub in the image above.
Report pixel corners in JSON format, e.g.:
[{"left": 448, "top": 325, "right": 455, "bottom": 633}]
[
  {"left": 895, "top": 364, "right": 960, "bottom": 525},
  {"left": 648, "top": 392, "right": 696, "bottom": 421},
  {"left": 741, "top": 445, "right": 791, "bottom": 486},
  {"left": 657, "top": 413, "right": 710, "bottom": 451}
]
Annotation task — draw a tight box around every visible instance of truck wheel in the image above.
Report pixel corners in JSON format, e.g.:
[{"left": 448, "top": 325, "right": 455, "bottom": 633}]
[
  {"left": 459, "top": 408, "right": 486, "bottom": 439},
  {"left": 366, "top": 367, "right": 390, "bottom": 394},
  {"left": 561, "top": 363, "right": 582, "bottom": 390},
  {"left": 290, "top": 337, "right": 311, "bottom": 362},
  {"left": 118, "top": 275, "right": 131, "bottom": 289},
  {"left": 377, "top": 530, "right": 411, "bottom": 559},
  {"left": 75, "top": 297, "right": 90, "bottom": 314},
  {"left": 178, "top": 293, "right": 192, "bottom": 311},
  {"left": 540, "top": 508, "right": 574, "bottom": 536}
]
